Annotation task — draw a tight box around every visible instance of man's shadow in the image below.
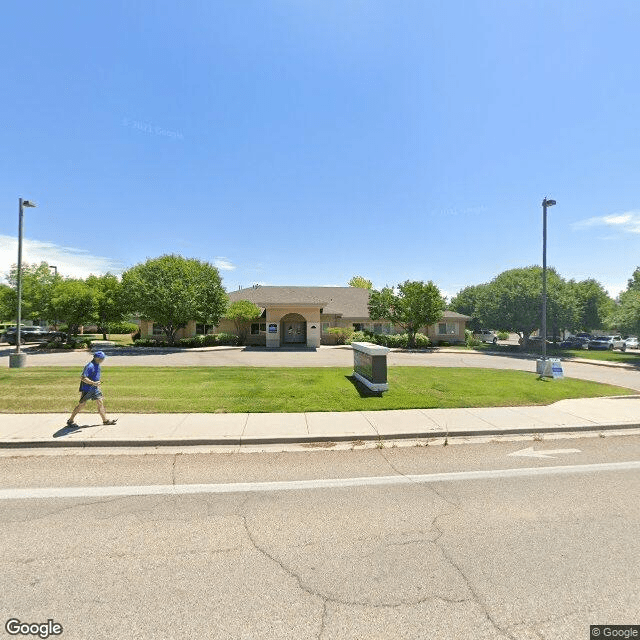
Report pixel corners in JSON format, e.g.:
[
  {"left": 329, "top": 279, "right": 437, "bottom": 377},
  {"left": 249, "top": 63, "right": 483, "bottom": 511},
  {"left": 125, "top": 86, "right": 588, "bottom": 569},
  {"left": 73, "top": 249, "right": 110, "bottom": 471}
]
[{"left": 53, "top": 422, "right": 103, "bottom": 438}]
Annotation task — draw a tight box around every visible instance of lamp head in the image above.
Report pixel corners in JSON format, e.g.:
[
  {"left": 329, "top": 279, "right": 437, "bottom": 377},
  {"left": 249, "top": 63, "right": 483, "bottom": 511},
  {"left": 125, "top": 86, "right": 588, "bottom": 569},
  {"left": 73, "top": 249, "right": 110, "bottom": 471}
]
[
  {"left": 22, "top": 200, "right": 37, "bottom": 208},
  {"left": 543, "top": 198, "right": 556, "bottom": 207}
]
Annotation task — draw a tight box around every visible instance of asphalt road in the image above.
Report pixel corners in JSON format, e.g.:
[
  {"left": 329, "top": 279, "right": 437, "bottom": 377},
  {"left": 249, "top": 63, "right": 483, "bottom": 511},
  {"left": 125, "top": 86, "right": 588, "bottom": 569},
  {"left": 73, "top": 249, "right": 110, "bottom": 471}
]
[
  {"left": 1, "top": 435, "right": 639, "bottom": 639},
  {"left": 3, "top": 344, "right": 640, "bottom": 391}
]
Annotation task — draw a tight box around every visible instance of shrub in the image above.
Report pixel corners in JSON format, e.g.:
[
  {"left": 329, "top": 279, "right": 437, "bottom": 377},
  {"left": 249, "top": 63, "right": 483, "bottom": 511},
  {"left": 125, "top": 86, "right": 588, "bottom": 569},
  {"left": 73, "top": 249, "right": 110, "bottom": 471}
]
[
  {"left": 414, "top": 333, "right": 431, "bottom": 348},
  {"left": 328, "top": 327, "right": 355, "bottom": 345},
  {"left": 106, "top": 322, "right": 139, "bottom": 334},
  {"left": 214, "top": 333, "right": 241, "bottom": 346},
  {"left": 465, "top": 329, "right": 482, "bottom": 348},
  {"left": 385, "top": 333, "right": 409, "bottom": 348},
  {"left": 203, "top": 334, "right": 217, "bottom": 347},
  {"left": 497, "top": 331, "right": 509, "bottom": 341},
  {"left": 437, "top": 340, "right": 451, "bottom": 347},
  {"left": 349, "top": 331, "right": 367, "bottom": 343},
  {"left": 133, "top": 338, "right": 157, "bottom": 347}
]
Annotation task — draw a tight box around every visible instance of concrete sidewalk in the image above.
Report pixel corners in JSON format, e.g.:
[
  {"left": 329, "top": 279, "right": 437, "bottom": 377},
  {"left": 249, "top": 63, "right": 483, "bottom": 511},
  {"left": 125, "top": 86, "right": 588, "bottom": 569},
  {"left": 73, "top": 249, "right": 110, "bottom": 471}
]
[{"left": 1, "top": 396, "right": 639, "bottom": 448}]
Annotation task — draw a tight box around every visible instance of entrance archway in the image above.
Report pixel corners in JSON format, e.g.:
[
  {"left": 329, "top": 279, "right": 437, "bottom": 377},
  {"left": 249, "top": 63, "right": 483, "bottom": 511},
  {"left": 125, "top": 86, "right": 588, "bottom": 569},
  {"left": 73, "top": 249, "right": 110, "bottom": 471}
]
[{"left": 281, "top": 313, "right": 307, "bottom": 345}]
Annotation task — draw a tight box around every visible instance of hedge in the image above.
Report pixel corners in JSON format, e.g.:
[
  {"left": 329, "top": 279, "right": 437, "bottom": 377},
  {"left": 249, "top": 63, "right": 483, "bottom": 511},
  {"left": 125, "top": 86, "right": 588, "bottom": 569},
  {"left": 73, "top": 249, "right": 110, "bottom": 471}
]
[{"left": 133, "top": 333, "right": 241, "bottom": 348}]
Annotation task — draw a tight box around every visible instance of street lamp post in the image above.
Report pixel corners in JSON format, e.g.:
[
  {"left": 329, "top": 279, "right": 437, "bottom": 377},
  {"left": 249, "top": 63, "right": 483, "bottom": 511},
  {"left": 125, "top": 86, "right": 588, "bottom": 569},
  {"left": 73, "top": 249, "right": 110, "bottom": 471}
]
[
  {"left": 9, "top": 198, "right": 37, "bottom": 369},
  {"left": 49, "top": 265, "right": 58, "bottom": 330},
  {"left": 541, "top": 197, "right": 556, "bottom": 363}
]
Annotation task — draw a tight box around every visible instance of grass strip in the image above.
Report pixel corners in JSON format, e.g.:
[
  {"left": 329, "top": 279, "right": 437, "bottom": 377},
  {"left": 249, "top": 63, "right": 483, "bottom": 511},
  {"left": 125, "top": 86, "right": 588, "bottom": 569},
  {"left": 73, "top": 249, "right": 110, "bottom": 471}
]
[{"left": 0, "top": 367, "right": 634, "bottom": 413}]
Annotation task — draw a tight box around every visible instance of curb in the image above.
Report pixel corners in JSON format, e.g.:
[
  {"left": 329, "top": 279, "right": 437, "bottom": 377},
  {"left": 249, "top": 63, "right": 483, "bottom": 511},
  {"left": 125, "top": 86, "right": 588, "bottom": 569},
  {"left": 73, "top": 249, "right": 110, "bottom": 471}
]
[
  {"left": 453, "top": 349, "right": 640, "bottom": 371},
  {"left": 2, "top": 422, "right": 639, "bottom": 449}
]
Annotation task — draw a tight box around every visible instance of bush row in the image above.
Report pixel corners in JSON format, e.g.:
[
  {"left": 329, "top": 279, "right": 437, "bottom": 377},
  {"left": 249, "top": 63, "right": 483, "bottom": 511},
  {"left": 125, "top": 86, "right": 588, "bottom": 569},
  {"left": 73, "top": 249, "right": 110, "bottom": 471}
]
[
  {"left": 133, "top": 333, "right": 241, "bottom": 348},
  {"left": 41, "top": 337, "right": 93, "bottom": 350},
  {"left": 58, "top": 322, "right": 139, "bottom": 335},
  {"left": 103, "top": 321, "right": 139, "bottom": 334},
  {"left": 361, "top": 331, "right": 432, "bottom": 349}
]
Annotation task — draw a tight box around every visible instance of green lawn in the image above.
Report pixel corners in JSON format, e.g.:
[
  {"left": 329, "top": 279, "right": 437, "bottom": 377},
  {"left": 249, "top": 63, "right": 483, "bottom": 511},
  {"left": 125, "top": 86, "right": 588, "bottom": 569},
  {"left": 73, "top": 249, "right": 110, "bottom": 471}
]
[
  {"left": 549, "top": 349, "right": 640, "bottom": 364},
  {"left": 0, "top": 367, "right": 634, "bottom": 413}
]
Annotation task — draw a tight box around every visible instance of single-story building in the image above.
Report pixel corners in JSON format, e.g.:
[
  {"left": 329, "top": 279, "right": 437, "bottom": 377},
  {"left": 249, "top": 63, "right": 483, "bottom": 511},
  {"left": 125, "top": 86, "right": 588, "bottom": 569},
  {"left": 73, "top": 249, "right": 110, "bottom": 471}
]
[{"left": 140, "top": 286, "right": 471, "bottom": 348}]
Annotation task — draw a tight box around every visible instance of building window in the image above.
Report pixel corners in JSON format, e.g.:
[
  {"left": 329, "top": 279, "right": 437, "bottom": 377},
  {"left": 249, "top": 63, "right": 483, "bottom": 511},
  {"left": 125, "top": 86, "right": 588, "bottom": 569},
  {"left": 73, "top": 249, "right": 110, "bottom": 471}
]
[
  {"left": 196, "top": 324, "right": 215, "bottom": 335},
  {"left": 321, "top": 322, "right": 330, "bottom": 333},
  {"left": 251, "top": 323, "right": 267, "bottom": 335},
  {"left": 438, "top": 322, "right": 457, "bottom": 335},
  {"left": 152, "top": 324, "right": 165, "bottom": 336},
  {"left": 353, "top": 323, "right": 365, "bottom": 332}
]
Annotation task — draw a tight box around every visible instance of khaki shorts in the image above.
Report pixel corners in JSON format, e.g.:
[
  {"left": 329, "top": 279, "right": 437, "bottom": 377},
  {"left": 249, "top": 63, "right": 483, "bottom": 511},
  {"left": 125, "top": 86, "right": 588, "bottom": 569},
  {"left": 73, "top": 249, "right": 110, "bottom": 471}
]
[{"left": 80, "top": 388, "right": 104, "bottom": 403}]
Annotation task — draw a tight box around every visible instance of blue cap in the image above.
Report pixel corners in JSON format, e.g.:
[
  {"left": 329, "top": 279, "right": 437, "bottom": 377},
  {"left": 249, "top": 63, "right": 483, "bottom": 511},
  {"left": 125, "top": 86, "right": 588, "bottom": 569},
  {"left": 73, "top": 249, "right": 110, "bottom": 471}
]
[{"left": 93, "top": 351, "right": 106, "bottom": 359}]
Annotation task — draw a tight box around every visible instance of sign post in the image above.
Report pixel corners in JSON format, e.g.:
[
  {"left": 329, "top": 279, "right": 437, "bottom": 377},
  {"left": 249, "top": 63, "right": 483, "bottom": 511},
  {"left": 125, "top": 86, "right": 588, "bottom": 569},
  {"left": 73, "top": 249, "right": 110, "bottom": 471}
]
[
  {"left": 536, "top": 357, "right": 564, "bottom": 379},
  {"left": 352, "top": 342, "right": 390, "bottom": 392}
]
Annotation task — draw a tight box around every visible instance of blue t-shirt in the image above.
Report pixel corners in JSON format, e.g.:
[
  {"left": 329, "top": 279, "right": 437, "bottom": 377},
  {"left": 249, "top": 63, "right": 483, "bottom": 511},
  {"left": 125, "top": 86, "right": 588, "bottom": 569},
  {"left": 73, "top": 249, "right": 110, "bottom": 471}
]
[{"left": 80, "top": 361, "right": 101, "bottom": 392}]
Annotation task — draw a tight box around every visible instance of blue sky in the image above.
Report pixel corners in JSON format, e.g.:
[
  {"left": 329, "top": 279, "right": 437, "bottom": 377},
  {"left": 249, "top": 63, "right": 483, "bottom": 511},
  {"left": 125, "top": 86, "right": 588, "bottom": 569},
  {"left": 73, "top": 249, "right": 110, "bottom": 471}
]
[{"left": 1, "top": 1, "right": 638, "bottom": 299}]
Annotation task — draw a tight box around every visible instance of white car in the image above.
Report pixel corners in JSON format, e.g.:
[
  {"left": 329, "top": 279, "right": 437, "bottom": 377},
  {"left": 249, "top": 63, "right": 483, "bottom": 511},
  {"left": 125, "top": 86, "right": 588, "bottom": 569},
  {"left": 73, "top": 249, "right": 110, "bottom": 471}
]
[
  {"left": 474, "top": 329, "right": 498, "bottom": 344},
  {"left": 624, "top": 336, "right": 638, "bottom": 350},
  {"left": 611, "top": 336, "right": 627, "bottom": 351}
]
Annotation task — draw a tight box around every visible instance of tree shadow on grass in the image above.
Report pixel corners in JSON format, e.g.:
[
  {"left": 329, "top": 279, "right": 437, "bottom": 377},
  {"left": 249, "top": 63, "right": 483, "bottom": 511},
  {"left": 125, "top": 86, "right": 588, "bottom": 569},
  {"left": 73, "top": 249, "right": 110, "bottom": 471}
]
[{"left": 345, "top": 375, "right": 383, "bottom": 398}]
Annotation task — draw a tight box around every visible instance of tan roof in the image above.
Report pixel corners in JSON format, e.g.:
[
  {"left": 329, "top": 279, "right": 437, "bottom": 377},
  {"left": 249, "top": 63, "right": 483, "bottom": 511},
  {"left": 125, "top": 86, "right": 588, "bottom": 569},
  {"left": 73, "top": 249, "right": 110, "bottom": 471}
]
[
  {"left": 442, "top": 310, "right": 472, "bottom": 320},
  {"left": 228, "top": 286, "right": 371, "bottom": 317},
  {"left": 229, "top": 286, "right": 471, "bottom": 322}
]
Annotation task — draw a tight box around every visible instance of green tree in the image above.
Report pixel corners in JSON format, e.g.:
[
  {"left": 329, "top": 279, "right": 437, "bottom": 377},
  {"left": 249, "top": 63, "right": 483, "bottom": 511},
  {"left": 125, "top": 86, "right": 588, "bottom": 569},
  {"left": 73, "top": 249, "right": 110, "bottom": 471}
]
[
  {"left": 50, "top": 279, "right": 97, "bottom": 340},
  {"left": 121, "top": 255, "right": 228, "bottom": 345},
  {"left": 225, "top": 300, "right": 262, "bottom": 345},
  {"left": 607, "top": 269, "right": 640, "bottom": 335},
  {"left": 476, "top": 267, "right": 575, "bottom": 346},
  {"left": 627, "top": 267, "right": 640, "bottom": 292},
  {"left": 7, "top": 261, "right": 58, "bottom": 322},
  {"left": 567, "top": 279, "right": 615, "bottom": 332},
  {"left": 86, "top": 273, "right": 127, "bottom": 339},
  {"left": 449, "top": 284, "right": 489, "bottom": 332},
  {"left": 348, "top": 275, "right": 373, "bottom": 289},
  {"left": 0, "top": 284, "right": 15, "bottom": 321},
  {"left": 609, "top": 289, "right": 640, "bottom": 335},
  {"left": 368, "top": 280, "right": 445, "bottom": 348}
]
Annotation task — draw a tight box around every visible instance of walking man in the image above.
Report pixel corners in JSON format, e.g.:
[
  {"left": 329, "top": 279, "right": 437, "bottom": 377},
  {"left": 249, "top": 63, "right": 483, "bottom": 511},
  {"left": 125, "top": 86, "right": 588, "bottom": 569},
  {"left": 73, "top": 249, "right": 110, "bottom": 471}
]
[{"left": 67, "top": 351, "right": 117, "bottom": 427}]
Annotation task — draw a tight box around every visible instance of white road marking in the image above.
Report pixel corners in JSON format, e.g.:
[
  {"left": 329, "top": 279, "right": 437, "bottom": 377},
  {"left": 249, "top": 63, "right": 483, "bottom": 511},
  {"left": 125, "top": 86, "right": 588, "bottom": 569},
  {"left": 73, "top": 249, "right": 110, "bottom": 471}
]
[
  {"left": 508, "top": 446, "right": 582, "bottom": 459},
  {"left": 1, "top": 461, "right": 639, "bottom": 501}
]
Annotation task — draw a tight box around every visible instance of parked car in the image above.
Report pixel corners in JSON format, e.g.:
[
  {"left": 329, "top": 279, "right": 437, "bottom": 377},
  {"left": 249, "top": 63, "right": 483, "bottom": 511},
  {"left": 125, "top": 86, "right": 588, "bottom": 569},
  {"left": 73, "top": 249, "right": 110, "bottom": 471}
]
[
  {"left": 474, "top": 329, "right": 498, "bottom": 344},
  {"left": 3, "top": 326, "right": 66, "bottom": 345},
  {"left": 624, "top": 336, "right": 639, "bottom": 350},
  {"left": 588, "top": 336, "right": 618, "bottom": 351},
  {"left": 575, "top": 332, "right": 593, "bottom": 341},
  {"left": 0, "top": 324, "right": 25, "bottom": 343},
  {"left": 611, "top": 335, "right": 627, "bottom": 351},
  {"left": 525, "top": 336, "right": 552, "bottom": 345},
  {"left": 559, "top": 336, "right": 590, "bottom": 349}
]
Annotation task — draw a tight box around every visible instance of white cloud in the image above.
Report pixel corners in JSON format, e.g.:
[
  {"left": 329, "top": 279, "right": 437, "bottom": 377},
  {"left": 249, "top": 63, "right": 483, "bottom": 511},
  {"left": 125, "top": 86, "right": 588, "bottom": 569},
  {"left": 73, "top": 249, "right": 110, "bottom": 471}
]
[
  {"left": 0, "top": 235, "right": 124, "bottom": 282},
  {"left": 573, "top": 211, "right": 640, "bottom": 233},
  {"left": 214, "top": 257, "right": 236, "bottom": 271}
]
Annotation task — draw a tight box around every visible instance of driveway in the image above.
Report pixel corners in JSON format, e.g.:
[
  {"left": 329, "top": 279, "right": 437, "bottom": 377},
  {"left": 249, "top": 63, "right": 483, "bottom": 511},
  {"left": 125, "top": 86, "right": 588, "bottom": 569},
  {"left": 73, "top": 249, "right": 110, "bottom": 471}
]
[{"left": 4, "top": 345, "right": 640, "bottom": 391}]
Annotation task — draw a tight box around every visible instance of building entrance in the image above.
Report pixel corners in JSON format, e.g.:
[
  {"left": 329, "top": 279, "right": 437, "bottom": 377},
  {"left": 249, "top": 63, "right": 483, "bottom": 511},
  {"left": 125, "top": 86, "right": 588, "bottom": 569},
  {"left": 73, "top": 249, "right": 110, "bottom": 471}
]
[{"left": 281, "top": 313, "right": 307, "bottom": 344}]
